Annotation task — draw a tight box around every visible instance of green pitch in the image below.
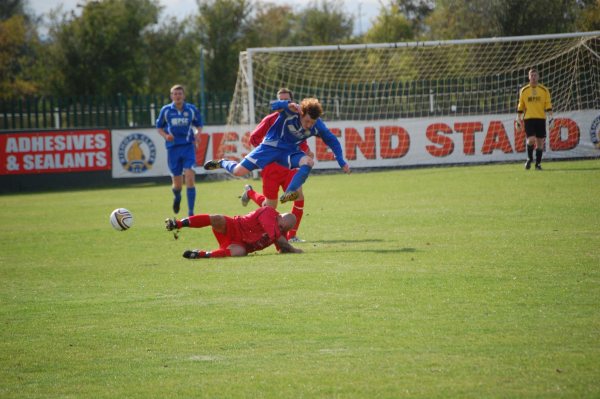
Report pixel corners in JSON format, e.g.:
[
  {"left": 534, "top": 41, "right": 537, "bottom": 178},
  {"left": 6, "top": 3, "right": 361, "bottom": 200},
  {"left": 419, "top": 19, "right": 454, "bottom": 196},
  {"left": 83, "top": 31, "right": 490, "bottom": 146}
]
[{"left": 1, "top": 160, "right": 599, "bottom": 398}]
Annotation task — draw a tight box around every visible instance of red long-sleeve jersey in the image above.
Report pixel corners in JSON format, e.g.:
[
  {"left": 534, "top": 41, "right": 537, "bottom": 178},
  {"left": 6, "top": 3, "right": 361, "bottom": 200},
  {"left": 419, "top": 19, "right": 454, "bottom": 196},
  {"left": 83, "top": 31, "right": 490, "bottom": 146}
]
[{"left": 231, "top": 206, "right": 283, "bottom": 253}]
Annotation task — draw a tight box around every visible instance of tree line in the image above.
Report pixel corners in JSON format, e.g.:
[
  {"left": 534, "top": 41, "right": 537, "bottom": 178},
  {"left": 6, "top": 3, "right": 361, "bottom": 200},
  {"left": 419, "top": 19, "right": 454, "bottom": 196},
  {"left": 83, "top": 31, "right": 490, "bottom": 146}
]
[{"left": 1, "top": 0, "right": 598, "bottom": 101}]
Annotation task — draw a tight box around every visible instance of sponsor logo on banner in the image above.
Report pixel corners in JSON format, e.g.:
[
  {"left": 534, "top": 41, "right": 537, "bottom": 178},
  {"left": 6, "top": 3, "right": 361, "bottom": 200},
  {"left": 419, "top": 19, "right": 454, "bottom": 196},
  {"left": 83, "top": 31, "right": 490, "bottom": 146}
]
[
  {"left": 111, "top": 129, "right": 167, "bottom": 178},
  {"left": 117, "top": 133, "right": 157, "bottom": 173},
  {"left": 589, "top": 114, "right": 600, "bottom": 149},
  {"left": 0, "top": 130, "right": 111, "bottom": 175}
]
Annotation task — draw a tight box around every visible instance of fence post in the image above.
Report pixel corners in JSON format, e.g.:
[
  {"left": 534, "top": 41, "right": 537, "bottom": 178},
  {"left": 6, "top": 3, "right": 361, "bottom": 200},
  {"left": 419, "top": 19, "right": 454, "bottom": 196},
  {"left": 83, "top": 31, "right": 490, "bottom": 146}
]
[{"left": 54, "top": 107, "right": 60, "bottom": 129}]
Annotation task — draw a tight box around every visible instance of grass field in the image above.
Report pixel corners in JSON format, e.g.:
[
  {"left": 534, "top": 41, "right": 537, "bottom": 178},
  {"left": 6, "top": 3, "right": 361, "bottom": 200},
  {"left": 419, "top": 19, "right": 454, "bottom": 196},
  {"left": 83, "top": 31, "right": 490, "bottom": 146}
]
[{"left": 1, "top": 159, "right": 599, "bottom": 398}]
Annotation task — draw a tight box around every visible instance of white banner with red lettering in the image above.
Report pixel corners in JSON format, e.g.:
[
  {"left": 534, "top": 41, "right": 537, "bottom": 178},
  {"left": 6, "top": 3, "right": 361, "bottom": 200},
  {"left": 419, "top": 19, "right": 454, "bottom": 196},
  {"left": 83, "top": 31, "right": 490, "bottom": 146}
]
[
  {"left": 0, "top": 129, "right": 111, "bottom": 175},
  {"left": 111, "top": 111, "right": 600, "bottom": 178}
]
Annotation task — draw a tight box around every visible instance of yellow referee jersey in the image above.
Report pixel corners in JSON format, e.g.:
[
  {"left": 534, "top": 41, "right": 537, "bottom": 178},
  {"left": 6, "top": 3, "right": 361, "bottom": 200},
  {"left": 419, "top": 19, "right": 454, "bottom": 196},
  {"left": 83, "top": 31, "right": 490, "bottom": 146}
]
[{"left": 517, "top": 84, "right": 552, "bottom": 119}]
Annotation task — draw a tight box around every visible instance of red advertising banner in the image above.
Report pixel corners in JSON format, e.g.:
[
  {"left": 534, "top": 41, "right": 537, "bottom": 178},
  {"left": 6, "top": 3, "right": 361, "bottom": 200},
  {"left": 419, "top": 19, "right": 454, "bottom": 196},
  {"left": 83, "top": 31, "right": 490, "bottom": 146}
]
[{"left": 0, "top": 130, "right": 111, "bottom": 175}]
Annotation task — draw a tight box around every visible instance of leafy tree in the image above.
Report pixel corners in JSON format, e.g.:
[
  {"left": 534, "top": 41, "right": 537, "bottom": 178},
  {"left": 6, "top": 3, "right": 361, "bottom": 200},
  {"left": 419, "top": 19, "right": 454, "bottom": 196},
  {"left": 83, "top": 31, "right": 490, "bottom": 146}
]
[
  {"left": 144, "top": 16, "right": 200, "bottom": 95},
  {"left": 395, "top": 0, "right": 433, "bottom": 37},
  {"left": 289, "top": 0, "right": 354, "bottom": 46},
  {"left": 1, "top": 0, "right": 26, "bottom": 21},
  {"left": 575, "top": 0, "right": 600, "bottom": 31},
  {"left": 243, "top": 3, "right": 296, "bottom": 48},
  {"left": 497, "top": 0, "right": 579, "bottom": 36},
  {"left": 42, "top": 0, "right": 161, "bottom": 96},
  {"left": 0, "top": 0, "right": 41, "bottom": 99},
  {"left": 195, "top": 0, "right": 252, "bottom": 92},
  {"left": 365, "top": 3, "right": 413, "bottom": 43},
  {"left": 425, "top": 0, "right": 503, "bottom": 39},
  {"left": 425, "top": 0, "right": 586, "bottom": 40}
]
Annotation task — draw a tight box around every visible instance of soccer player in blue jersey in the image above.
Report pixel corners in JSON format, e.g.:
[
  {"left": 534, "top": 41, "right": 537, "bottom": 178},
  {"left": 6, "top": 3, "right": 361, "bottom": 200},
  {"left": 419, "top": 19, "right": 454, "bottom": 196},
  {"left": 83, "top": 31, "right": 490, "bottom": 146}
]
[
  {"left": 204, "top": 97, "right": 350, "bottom": 203},
  {"left": 156, "top": 84, "right": 203, "bottom": 216}
]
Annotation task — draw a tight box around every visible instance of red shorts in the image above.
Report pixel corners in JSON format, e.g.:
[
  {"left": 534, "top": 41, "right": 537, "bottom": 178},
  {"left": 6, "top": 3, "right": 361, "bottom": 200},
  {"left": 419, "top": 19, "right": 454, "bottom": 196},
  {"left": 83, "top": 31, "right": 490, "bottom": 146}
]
[
  {"left": 261, "top": 164, "right": 296, "bottom": 200},
  {"left": 212, "top": 217, "right": 244, "bottom": 249}
]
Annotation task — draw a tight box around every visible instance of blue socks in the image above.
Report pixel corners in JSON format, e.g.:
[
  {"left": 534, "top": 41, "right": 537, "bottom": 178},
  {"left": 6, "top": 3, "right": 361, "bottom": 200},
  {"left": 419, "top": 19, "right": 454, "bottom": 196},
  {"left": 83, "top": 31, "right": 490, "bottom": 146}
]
[
  {"left": 187, "top": 187, "right": 196, "bottom": 216},
  {"left": 287, "top": 164, "right": 312, "bottom": 192},
  {"left": 221, "top": 159, "right": 239, "bottom": 174}
]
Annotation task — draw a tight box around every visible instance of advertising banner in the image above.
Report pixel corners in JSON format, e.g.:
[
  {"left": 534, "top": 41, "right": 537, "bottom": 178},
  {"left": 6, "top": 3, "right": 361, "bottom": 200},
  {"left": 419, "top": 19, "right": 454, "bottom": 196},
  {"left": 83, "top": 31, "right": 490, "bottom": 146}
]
[
  {"left": 111, "top": 111, "right": 600, "bottom": 178},
  {"left": 0, "top": 129, "right": 111, "bottom": 175}
]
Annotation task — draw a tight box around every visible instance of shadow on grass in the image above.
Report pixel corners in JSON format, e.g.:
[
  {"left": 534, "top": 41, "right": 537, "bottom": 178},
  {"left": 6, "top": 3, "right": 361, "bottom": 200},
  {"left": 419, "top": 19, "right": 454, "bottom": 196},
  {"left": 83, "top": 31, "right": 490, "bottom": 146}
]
[
  {"left": 542, "top": 167, "right": 600, "bottom": 172},
  {"left": 251, "top": 247, "right": 418, "bottom": 258},
  {"left": 327, "top": 247, "right": 418, "bottom": 254},
  {"left": 310, "top": 239, "right": 385, "bottom": 244}
]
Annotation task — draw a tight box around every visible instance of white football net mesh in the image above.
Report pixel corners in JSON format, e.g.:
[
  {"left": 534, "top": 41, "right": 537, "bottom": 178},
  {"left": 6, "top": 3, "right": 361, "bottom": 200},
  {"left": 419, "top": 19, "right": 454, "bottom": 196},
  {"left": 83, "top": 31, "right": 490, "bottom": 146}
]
[{"left": 227, "top": 32, "right": 600, "bottom": 125}]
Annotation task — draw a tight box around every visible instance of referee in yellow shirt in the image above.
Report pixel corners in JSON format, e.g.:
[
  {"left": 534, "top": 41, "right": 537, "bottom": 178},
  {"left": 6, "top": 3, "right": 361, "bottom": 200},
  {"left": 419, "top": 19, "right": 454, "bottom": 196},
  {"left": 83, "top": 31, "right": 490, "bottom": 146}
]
[{"left": 516, "top": 68, "right": 554, "bottom": 170}]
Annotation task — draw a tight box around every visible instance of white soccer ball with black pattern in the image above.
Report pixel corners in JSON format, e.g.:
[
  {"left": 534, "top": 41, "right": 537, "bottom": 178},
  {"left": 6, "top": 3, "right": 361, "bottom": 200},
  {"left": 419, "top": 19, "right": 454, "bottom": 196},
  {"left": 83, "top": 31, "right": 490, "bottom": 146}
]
[{"left": 110, "top": 208, "right": 133, "bottom": 231}]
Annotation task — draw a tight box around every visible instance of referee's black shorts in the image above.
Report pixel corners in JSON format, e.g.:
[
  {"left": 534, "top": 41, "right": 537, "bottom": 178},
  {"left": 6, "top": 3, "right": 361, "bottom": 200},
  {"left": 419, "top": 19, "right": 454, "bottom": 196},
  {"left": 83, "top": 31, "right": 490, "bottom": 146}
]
[{"left": 524, "top": 118, "right": 547, "bottom": 138}]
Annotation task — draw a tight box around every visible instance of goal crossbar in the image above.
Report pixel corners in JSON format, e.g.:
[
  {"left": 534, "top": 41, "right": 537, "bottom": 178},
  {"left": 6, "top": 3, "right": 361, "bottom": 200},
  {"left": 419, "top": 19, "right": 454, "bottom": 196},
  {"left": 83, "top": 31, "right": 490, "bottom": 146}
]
[{"left": 229, "top": 31, "right": 600, "bottom": 125}]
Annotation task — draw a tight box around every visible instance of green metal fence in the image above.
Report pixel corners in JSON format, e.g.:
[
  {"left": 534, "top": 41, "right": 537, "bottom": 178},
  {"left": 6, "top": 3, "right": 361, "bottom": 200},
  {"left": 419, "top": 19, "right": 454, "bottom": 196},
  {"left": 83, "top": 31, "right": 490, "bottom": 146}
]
[{"left": 0, "top": 92, "right": 232, "bottom": 131}]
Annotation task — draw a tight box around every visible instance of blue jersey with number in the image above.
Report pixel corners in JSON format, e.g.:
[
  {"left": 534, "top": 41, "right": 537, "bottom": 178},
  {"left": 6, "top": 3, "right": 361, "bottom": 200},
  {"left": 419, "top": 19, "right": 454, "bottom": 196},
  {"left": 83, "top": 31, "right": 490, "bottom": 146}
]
[
  {"left": 156, "top": 102, "right": 203, "bottom": 148},
  {"left": 263, "top": 100, "right": 346, "bottom": 168}
]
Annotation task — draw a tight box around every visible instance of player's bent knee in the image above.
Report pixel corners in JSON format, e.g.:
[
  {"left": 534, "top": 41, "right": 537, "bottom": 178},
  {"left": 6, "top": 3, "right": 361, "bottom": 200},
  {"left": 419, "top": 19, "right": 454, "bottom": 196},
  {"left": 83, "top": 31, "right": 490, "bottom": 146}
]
[
  {"left": 209, "top": 215, "right": 226, "bottom": 230},
  {"left": 229, "top": 245, "right": 247, "bottom": 256},
  {"left": 233, "top": 165, "right": 250, "bottom": 176},
  {"left": 263, "top": 199, "right": 278, "bottom": 208},
  {"left": 299, "top": 157, "right": 314, "bottom": 168}
]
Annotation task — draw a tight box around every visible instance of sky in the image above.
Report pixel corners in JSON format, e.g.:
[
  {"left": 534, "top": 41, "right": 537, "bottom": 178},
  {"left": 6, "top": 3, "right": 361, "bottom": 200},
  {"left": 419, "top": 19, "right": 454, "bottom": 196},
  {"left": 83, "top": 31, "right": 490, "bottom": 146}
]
[{"left": 27, "top": 0, "right": 381, "bottom": 37}]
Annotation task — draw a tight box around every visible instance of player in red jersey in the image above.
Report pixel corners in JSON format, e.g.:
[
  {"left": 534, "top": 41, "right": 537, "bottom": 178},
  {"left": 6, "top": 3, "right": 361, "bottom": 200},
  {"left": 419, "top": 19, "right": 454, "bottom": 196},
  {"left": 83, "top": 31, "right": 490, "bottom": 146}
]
[
  {"left": 240, "top": 88, "right": 311, "bottom": 243},
  {"left": 165, "top": 206, "right": 302, "bottom": 258}
]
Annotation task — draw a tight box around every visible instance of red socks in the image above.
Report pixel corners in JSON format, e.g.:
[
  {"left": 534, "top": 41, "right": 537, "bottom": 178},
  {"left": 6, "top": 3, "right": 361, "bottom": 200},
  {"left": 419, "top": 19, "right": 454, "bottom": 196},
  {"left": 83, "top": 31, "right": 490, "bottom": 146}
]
[
  {"left": 248, "top": 188, "right": 266, "bottom": 207},
  {"left": 184, "top": 214, "right": 211, "bottom": 228},
  {"left": 287, "top": 200, "right": 304, "bottom": 239},
  {"left": 208, "top": 248, "right": 231, "bottom": 258}
]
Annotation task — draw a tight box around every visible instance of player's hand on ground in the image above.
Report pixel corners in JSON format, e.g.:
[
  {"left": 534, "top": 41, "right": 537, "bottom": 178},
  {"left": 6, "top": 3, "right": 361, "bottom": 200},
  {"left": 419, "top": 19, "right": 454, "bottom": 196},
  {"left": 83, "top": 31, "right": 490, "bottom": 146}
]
[{"left": 342, "top": 164, "right": 351, "bottom": 174}]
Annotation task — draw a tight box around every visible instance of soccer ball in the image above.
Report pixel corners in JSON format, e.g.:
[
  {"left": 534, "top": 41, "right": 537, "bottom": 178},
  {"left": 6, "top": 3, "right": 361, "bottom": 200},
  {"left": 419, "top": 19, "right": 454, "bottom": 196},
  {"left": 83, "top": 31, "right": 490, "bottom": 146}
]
[{"left": 110, "top": 208, "right": 133, "bottom": 231}]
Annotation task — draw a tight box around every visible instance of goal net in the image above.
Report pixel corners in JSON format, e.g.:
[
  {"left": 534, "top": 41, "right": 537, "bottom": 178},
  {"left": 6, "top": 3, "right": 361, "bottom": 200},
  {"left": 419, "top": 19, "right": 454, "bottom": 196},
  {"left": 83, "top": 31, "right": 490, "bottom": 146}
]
[{"left": 227, "top": 32, "right": 600, "bottom": 125}]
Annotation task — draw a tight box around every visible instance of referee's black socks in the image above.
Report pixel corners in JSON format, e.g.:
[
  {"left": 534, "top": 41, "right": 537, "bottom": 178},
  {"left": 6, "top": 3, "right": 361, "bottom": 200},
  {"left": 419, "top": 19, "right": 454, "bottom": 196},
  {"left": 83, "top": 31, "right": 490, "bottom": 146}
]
[
  {"left": 527, "top": 144, "right": 534, "bottom": 161},
  {"left": 535, "top": 149, "right": 543, "bottom": 165}
]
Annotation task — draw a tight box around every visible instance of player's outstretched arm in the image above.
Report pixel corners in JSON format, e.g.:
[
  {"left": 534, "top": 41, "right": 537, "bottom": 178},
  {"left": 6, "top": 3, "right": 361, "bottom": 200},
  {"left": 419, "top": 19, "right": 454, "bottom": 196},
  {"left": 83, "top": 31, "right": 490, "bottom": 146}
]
[{"left": 276, "top": 236, "right": 303, "bottom": 254}]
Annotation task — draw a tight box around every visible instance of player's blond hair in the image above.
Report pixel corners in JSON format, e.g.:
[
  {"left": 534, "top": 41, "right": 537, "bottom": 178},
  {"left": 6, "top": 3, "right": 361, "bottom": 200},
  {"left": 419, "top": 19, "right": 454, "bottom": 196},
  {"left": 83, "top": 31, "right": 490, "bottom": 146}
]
[{"left": 170, "top": 84, "right": 185, "bottom": 94}]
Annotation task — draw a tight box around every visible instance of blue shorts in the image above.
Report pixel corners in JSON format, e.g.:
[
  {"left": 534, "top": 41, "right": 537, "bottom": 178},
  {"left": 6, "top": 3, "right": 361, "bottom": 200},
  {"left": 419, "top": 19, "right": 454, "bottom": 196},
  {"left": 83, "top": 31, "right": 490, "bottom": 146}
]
[
  {"left": 240, "top": 144, "right": 306, "bottom": 171},
  {"left": 167, "top": 144, "right": 196, "bottom": 176}
]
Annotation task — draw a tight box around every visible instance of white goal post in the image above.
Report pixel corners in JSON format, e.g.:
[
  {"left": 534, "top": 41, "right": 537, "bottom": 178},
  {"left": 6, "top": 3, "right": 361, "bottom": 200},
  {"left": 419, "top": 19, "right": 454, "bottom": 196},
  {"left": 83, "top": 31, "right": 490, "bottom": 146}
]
[{"left": 227, "top": 32, "right": 600, "bottom": 125}]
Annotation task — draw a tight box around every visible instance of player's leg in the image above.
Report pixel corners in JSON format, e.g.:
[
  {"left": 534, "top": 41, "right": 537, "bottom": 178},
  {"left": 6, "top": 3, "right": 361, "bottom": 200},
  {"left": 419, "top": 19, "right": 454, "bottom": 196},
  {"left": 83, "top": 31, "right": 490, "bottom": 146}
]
[
  {"left": 226, "top": 244, "right": 247, "bottom": 257},
  {"left": 178, "top": 215, "right": 242, "bottom": 258},
  {"left": 534, "top": 120, "right": 546, "bottom": 170},
  {"left": 165, "top": 213, "right": 228, "bottom": 230},
  {"left": 204, "top": 145, "right": 274, "bottom": 176},
  {"left": 168, "top": 148, "right": 184, "bottom": 213},
  {"left": 240, "top": 184, "right": 269, "bottom": 207},
  {"left": 523, "top": 120, "right": 536, "bottom": 170},
  {"left": 280, "top": 153, "right": 313, "bottom": 203},
  {"left": 182, "top": 145, "right": 197, "bottom": 216},
  {"left": 283, "top": 170, "right": 305, "bottom": 242},
  {"left": 260, "top": 164, "right": 289, "bottom": 208},
  {"left": 204, "top": 158, "right": 252, "bottom": 176},
  {"left": 184, "top": 243, "right": 246, "bottom": 258}
]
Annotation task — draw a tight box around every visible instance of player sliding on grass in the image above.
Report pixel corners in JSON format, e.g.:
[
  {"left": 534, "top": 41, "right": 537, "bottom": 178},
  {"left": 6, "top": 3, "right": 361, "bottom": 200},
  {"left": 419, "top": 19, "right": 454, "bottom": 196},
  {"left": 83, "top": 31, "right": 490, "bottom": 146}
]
[
  {"left": 204, "top": 98, "right": 350, "bottom": 204},
  {"left": 165, "top": 207, "right": 302, "bottom": 258},
  {"left": 241, "top": 88, "right": 311, "bottom": 243}
]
